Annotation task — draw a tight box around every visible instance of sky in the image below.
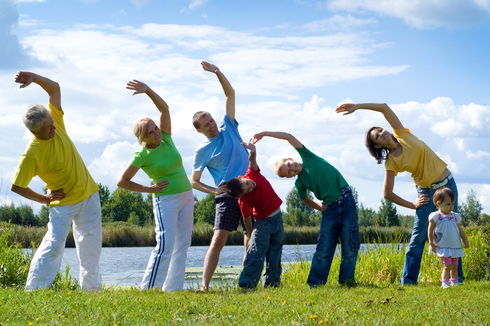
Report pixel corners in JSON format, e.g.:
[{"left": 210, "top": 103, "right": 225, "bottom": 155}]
[{"left": 1, "top": 0, "right": 490, "bottom": 216}]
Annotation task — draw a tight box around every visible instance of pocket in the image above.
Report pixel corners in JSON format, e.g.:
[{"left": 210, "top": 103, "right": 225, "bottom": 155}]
[{"left": 350, "top": 225, "right": 361, "bottom": 252}]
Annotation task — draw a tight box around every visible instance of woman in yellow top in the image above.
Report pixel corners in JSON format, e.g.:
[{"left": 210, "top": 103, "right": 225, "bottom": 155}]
[{"left": 336, "top": 103, "right": 463, "bottom": 285}]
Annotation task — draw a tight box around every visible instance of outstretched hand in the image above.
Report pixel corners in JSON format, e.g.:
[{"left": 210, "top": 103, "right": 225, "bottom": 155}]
[
  {"left": 201, "top": 61, "right": 220, "bottom": 74},
  {"left": 241, "top": 141, "right": 256, "bottom": 153},
  {"left": 15, "top": 71, "right": 36, "bottom": 88},
  {"left": 249, "top": 132, "right": 265, "bottom": 144},
  {"left": 126, "top": 80, "right": 149, "bottom": 96},
  {"left": 335, "top": 103, "right": 356, "bottom": 116}
]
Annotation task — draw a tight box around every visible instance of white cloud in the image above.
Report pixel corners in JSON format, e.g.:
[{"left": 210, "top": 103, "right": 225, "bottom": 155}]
[
  {"left": 88, "top": 141, "right": 141, "bottom": 182},
  {"left": 189, "top": 0, "right": 208, "bottom": 10},
  {"left": 301, "top": 14, "right": 378, "bottom": 32},
  {"left": 327, "top": 0, "right": 490, "bottom": 28}
]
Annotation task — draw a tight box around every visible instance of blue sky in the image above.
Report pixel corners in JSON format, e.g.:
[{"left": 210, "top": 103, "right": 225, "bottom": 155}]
[{"left": 1, "top": 0, "right": 490, "bottom": 216}]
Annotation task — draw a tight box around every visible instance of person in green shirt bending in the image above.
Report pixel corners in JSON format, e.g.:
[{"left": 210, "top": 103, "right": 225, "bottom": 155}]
[
  {"left": 117, "top": 80, "right": 194, "bottom": 291},
  {"left": 251, "top": 131, "right": 360, "bottom": 287}
]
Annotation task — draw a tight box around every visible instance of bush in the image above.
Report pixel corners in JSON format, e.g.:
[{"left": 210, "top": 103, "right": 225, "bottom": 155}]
[{"left": 0, "top": 222, "right": 78, "bottom": 289}]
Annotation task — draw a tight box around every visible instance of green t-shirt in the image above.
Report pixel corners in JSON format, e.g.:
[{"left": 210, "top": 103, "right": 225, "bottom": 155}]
[
  {"left": 130, "top": 131, "right": 191, "bottom": 197},
  {"left": 294, "top": 146, "right": 348, "bottom": 205}
]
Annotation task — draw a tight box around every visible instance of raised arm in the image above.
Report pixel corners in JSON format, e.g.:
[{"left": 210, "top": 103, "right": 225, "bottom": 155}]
[
  {"left": 127, "top": 80, "right": 171, "bottom": 135},
  {"left": 201, "top": 61, "right": 235, "bottom": 121},
  {"left": 190, "top": 170, "right": 227, "bottom": 195},
  {"left": 335, "top": 103, "right": 404, "bottom": 130},
  {"left": 241, "top": 142, "right": 258, "bottom": 171},
  {"left": 250, "top": 131, "right": 303, "bottom": 149},
  {"left": 383, "top": 170, "right": 429, "bottom": 210},
  {"left": 15, "top": 72, "right": 61, "bottom": 110},
  {"left": 117, "top": 164, "right": 169, "bottom": 193}
]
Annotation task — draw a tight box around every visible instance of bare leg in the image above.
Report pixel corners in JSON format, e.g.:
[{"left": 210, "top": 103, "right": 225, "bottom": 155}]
[
  {"left": 442, "top": 264, "right": 451, "bottom": 281},
  {"left": 198, "top": 229, "right": 229, "bottom": 291}
]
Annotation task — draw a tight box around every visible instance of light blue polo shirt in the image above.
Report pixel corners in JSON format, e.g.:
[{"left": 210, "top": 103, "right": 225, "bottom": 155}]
[{"left": 193, "top": 114, "right": 249, "bottom": 186}]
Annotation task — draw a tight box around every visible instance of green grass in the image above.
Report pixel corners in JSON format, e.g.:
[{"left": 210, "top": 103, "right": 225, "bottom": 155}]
[
  {"left": 1, "top": 281, "right": 490, "bottom": 325},
  {"left": 1, "top": 225, "right": 489, "bottom": 325}
]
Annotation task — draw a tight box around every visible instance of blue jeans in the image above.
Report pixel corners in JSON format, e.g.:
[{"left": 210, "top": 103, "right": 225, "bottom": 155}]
[
  {"left": 400, "top": 175, "right": 464, "bottom": 285},
  {"left": 238, "top": 211, "right": 285, "bottom": 288},
  {"left": 307, "top": 193, "right": 360, "bottom": 287}
]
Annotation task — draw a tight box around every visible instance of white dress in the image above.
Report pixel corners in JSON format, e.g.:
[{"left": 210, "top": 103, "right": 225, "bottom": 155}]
[{"left": 428, "top": 211, "right": 464, "bottom": 258}]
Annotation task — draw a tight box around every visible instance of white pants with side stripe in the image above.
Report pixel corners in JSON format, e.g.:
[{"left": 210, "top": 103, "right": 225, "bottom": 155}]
[
  {"left": 140, "top": 190, "right": 194, "bottom": 291},
  {"left": 26, "top": 192, "right": 102, "bottom": 291}
]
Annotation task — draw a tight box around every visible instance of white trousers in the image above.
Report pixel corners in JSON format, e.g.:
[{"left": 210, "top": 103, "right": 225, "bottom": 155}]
[
  {"left": 26, "top": 192, "right": 102, "bottom": 291},
  {"left": 141, "top": 190, "right": 194, "bottom": 291}
]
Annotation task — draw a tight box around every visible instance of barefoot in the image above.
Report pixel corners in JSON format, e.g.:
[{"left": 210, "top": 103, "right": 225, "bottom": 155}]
[{"left": 196, "top": 285, "right": 208, "bottom": 292}]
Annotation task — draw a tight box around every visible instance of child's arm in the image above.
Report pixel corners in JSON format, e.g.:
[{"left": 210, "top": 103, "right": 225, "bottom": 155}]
[
  {"left": 241, "top": 142, "right": 257, "bottom": 171},
  {"left": 303, "top": 196, "right": 327, "bottom": 212},
  {"left": 243, "top": 215, "right": 253, "bottom": 239},
  {"left": 250, "top": 131, "right": 303, "bottom": 149},
  {"left": 428, "top": 220, "right": 438, "bottom": 252},
  {"left": 458, "top": 224, "right": 470, "bottom": 248}
]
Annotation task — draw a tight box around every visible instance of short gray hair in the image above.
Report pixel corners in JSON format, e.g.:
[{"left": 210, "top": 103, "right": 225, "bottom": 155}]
[{"left": 23, "top": 104, "right": 50, "bottom": 132}]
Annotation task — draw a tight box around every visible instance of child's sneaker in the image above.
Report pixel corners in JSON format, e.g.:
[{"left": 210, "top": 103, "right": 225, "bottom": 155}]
[
  {"left": 441, "top": 283, "right": 450, "bottom": 289},
  {"left": 450, "top": 281, "right": 459, "bottom": 287}
]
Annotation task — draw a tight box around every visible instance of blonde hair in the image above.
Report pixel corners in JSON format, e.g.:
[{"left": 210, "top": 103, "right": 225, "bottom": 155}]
[
  {"left": 133, "top": 118, "right": 152, "bottom": 145},
  {"left": 274, "top": 158, "right": 288, "bottom": 177}
]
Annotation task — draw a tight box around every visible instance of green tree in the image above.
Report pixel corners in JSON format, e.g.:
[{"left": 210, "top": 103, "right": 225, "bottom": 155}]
[
  {"left": 282, "top": 187, "right": 319, "bottom": 226},
  {"left": 376, "top": 198, "right": 399, "bottom": 227},
  {"left": 194, "top": 194, "right": 216, "bottom": 225},
  {"left": 459, "top": 189, "right": 483, "bottom": 226},
  {"left": 16, "top": 204, "right": 37, "bottom": 226},
  {"left": 358, "top": 203, "right": 375, "bottom": 227},
  {"left": 106, "top": 188, "right": 147, "bottom": 224},
  {"left": 37, "top": 205, "right": 50, "bottom": 226}
]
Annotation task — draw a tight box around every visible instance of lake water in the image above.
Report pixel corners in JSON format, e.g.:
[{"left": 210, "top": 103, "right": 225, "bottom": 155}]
[{"left": 59, "top": 245, "right": 318, "bottom": 289}]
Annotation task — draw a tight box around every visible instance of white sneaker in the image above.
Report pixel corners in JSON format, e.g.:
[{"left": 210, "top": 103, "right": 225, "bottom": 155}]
[
  {"left": 451, "top": 281, "right": 459, "bottom": 287},
  {"left": 441, "top": 283, "right": 450, "bottom": 289}
]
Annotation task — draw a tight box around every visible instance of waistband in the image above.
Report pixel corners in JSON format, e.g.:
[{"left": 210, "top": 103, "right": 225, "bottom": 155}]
[
  {"left": 422, "top": 173, "right": 453, "bottom": 190},
  {"left": 329, "top": 186, "right": 352, "bottom": 206}
]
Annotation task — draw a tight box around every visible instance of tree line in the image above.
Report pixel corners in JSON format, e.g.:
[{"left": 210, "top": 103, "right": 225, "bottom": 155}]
[{"left": 1, "top": 183, "right": 488, "bottom": 228}]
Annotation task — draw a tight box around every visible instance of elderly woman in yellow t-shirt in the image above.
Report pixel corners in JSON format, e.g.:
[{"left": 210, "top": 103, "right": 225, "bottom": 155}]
[{"left": 335, "top": 103, "right": 462, "bottom": 286}]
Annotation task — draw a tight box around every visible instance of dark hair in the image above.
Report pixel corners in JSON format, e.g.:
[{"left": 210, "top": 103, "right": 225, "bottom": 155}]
[
  {"left": 226, "top": 178, "right": 245, "bottom": 199},
  {"left": 192, "top": 111, "right": 210, "bottom": 129},
  {"left": 433, "top": 187, "right": 455, "bottom": 206},
  {"left": 365, "top": 126, "right": 389, "bottom": 164}
]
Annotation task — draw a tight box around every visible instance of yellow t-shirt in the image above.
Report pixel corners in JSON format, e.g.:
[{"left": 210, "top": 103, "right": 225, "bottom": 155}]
[
  {"left": 11, "top": 103, "right": 99, "bottom": 207},
  {"left": 384, "top": 128, "right": 447, "bottom": 188}
]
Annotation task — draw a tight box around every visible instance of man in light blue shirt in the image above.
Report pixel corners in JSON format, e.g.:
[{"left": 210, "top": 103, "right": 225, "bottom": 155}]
[{"left": 191, "top": 61, "right": 249, "bottom": 292}]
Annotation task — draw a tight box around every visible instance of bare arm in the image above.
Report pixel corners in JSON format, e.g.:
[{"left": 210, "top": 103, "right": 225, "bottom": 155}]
[
  {"left": 11, "top": 184, "right": 65, "bottom": 205},
  {"left": 190, "top": 170, "right": 226, "bottom": 195},
  {"left": 250, "top": 131, "right": 303, "bottom": 149},
  {"left": 303, "top": 196, "right": 327, "bottom": 212},
  {"left": 335, "top": 103, "right": 404, "bottom": 130},
  {"left": 201, "top": 61, "right": 235, "bottom": 121},
  {"left": 241, "top": 142, "right": 257, "bottom": 171},
  {"left": 243, "top": 215, "right": 253, "bottom": 237},
  {"left": 383, "top": 170, "right": 429, "bottom": 210},
  {"left": 127, "top": 80, "right": 171, "bottom": 135},
  {"left": 15, "top": 72, "right": 61, "bottom": 110},
  {"left": 117, "top": 165, "right": 169, "bottom": 193},
  {"left": 458, "top": 224, "right": 470, "bottom": 248},
  {"left": 428, "top": 220, "right": 438, "bottom": 252}
]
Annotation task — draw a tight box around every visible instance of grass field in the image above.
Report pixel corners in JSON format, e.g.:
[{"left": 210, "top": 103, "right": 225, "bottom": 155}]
[{"left": 1, "top": 224, "right": 489, "bottom": 325}]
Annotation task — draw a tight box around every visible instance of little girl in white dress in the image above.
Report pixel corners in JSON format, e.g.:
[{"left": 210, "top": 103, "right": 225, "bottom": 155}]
[{"left": 428, "top": 187, "right": 470, "bottom": 288}]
